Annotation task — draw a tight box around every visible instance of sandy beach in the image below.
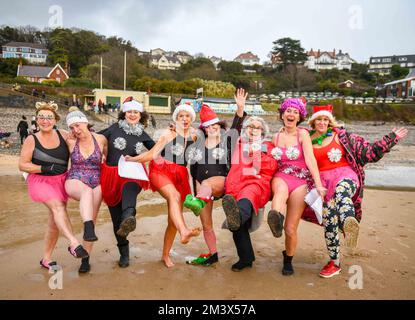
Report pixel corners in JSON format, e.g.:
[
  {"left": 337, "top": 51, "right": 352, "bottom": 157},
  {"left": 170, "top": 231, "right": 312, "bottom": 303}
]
[{"left": 0, "top": 154, "right": 414, "bottom": 300}]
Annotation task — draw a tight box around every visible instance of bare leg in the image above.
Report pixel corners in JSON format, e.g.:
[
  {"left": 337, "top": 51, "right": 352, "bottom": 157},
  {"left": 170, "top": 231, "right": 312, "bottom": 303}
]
[
  {"left": 271, "top": 177, "right": 289, "bottom": 214},
  {"left": 83, "top": 186, "right": 102, "bottom": 253},
  {"left": 158, "top": 184, "right": 200, "bottom": 244},
  {"left": 43, "top": 200, "right": 80, "bottom": 249},
  {"left": 42, "top": 211, "right": 59, "bottom": 262},
  {"left": 201, "top": 176, "right": 225, "bottom": 198},
  {"left": 162, "top": 215, "right": 177, "bottom": 268},
  {"left": 65, "top": 179, "right": 94, "bottom": 222},
  {"left": 284, "top": 185, "right": 308, "bottom": 256}
]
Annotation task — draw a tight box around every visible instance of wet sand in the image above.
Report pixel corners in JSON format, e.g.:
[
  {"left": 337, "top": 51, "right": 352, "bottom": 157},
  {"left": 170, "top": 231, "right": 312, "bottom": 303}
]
[{"left": 0, "top": 155, "right": 414, "bottom": 299}]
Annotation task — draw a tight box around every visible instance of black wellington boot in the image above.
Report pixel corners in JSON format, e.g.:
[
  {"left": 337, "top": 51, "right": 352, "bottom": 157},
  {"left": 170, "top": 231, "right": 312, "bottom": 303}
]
[
  {"left": 118, "top": 244, "right": 129, "bottom": 268},
  {"left": 116, "top": 208, "right": 136, "bottom": 238}
]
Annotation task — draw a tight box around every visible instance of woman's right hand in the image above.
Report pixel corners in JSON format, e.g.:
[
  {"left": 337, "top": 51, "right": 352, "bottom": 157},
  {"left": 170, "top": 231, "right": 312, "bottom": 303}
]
[
  {"left": 316, "top": 186, "right": 327, "bottom": 198},
  {"left": 124, "top": 155, "right": 137, "bottom": 162}
]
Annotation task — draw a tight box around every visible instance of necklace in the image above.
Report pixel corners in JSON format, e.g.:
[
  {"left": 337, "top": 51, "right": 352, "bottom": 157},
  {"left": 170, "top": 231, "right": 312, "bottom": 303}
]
[
  {"left": 118, "top": 120, "right": 143, "bottom": 136},
  {"left": 310, "top": 128, "right": 333, "bottom": 145}
]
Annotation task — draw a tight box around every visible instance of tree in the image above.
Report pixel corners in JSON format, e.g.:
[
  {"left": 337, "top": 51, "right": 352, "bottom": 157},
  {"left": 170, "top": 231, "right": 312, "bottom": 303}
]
[
  {"left": 270, "top": 37, "right": 308, "bottom": 70},
  {"left": 218, "top": 61, "right": 244, "bottom": 74},
  {"left": 0, "top": 58, "right": 26, "bottom": 77},
  {"left": 391, "top": 65, "right": 409, "bottom": 79}
]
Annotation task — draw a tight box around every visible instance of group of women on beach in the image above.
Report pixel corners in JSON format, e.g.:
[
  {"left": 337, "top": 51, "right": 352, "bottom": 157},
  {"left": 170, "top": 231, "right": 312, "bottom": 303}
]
[{"left": 19, "top": 91, "right": 408, "bottom": 278}]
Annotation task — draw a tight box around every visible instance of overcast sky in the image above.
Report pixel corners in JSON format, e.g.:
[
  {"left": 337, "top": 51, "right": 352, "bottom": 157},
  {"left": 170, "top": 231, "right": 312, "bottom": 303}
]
[{"left": 1, "top": 0, "right": 414, "bottom": 63}]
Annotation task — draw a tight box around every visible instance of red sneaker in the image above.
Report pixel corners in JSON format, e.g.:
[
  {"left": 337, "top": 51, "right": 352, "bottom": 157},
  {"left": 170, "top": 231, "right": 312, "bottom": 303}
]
[{"left": 319, "top": 261, "right": 341, "bottom": 278}]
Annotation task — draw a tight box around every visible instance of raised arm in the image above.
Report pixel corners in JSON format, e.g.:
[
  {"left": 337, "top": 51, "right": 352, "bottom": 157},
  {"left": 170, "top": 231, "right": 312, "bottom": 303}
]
[{"left": 346, "top": 127, "right": 407, "bottom": 167}]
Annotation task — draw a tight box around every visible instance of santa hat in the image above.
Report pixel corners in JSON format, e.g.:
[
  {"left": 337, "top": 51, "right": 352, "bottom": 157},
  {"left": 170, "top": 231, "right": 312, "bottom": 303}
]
[
  {"left": 172, "top": 102, "right": 196, "bottom": 122},
  {"left": 308, "top": 105, "right": 334, "bottom": 123},
  {"left": 199, "top": 104, "right": 219, "bottom": 128},
  {"left": 122, "top": 96, "right": 144, "bottom": 113}
]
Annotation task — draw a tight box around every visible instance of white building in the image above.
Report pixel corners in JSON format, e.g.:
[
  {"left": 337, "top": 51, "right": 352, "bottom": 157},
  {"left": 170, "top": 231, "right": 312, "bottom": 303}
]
[
  {"left": 209, "top": 56, "right": 223, "bottom": 69},
  {"left": 305, "top": 49, "right": 354, "bottom": 71},
  {"left": 149, "top": 54, "right": 181, "bottom": 70},
  {"left": 234, "top": 51, "right": 260, "bottom": 66},
  {"left": 2, "top": 41, "right": 48, "bottom": 64},
  {"left": 148, "top": 48, "right": 193, "bottom": 70}
]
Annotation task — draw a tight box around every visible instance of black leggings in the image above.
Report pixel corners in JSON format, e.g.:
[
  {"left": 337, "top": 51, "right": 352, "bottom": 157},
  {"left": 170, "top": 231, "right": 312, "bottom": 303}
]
[
  {"left": 108, "top": 182, "right": 141, "bottom": 247},
  {"left": 20, "top": 131, "right": 28, "bottom": 145},
  {"left": 232, "top": 198, "right": 255, "bottom": 263}
]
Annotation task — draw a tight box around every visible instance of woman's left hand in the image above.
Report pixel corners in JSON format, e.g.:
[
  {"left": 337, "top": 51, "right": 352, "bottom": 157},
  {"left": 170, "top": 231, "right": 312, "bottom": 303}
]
[
  {"left": 393, "top": 127, "right": 408, "bottom": 140},
  {"left": 124, "top": 155, "right": 135, "bottom": 162}
]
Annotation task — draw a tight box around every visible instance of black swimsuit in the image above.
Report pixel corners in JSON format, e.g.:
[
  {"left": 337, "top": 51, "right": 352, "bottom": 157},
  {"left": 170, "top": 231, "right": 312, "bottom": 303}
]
[
  {"left": 160, "top": 134, "right": 194, "bottom": 166},
  {"left": 32, "top": 130, "right": 69, "bottom": 176},
  {"left": 190, "top": 142, "right": 229, "bottom": 184}
]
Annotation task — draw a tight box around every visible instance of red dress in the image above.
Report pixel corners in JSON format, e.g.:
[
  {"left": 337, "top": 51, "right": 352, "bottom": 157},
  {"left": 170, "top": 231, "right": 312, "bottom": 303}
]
[
  {"left": 225, "top": 139, "right": 278, "bottom": 214},
  {"left": 100, "top": 163, "right": 149, "bottom": 207},
  {"left": 148, "top": 134, "right": 194, "bottom": 202}
]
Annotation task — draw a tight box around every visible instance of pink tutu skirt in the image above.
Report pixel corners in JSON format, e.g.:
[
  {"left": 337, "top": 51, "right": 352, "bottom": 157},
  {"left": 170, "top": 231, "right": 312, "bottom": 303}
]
[
  {"left": 27, "top": 172, "right": 68, "bottom": 203},
  {"left": 320, "top": 165, "right": 359, "bottom": 201}
]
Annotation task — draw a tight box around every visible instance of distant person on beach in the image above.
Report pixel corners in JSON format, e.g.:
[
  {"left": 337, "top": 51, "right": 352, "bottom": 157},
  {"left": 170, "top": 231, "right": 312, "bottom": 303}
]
[
  {"left": 98, "top": 97, "right": 155, "bottom": 268},
  {"left": 64, "top": 107, "right": 108, "bottom": 273},
  {"left": 307, "top": 105, "right": 408, "bottom": 278},
  {"left": 126, "top": 102, "right": 201, "bottom": 268},
  {"left": 30, "top": 116, "right": 39, "bottom": 134},
  {"left": 221, "top": 112, "right": 278, "bottom": 272},
  {"left": 17, "top": 115, "right": 29, "bottom": 145},
  {"left": 267, "top": 97, "right": 326, "bottom": 276},
  {"left": 183, "top": 89, "right": 247, "bottom": 267},
  {"left": 150, "top": 114, "right": 157, "bottom": 128},
  {"left": 18, "top": 101, "right": 89, "bottom": 271}
]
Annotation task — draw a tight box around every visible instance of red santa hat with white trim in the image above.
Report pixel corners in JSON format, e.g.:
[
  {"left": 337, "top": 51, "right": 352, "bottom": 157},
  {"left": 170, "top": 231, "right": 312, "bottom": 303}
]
[
  {"left": 122, "top": 96, "right": 144, "bottom": 113},
  {"left": 199, "top": 104, "right": 220, "bottom": 128},
  {"left": 308, "top": 105, "right": 334, "bottom": 123}
]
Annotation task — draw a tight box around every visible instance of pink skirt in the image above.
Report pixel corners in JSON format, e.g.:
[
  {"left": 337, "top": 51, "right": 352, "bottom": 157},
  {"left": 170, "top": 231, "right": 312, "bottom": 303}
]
[
  {"left": 320, "top": 166, "right": 359, "bottom": 201},
  {"left": 27, "top": 172, "right": 68, "bottom": 203}
]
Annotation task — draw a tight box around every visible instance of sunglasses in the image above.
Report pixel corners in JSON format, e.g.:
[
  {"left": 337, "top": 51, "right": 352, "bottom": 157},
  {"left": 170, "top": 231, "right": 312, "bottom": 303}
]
[{"left": 37, "top": 116, "right": 55, "bottom": 121}]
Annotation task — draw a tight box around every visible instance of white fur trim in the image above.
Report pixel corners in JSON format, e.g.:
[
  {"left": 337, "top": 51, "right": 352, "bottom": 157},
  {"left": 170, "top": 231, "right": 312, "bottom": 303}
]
[
  {"left": 309, "top": 110, "right": 334, "bottom": 123},
  {"left": 122, "top": 100, "right": 144, "bottom": 113},
  {"left": 172, "top": 105, "right": 196, "bottom": 122},
  {"left": 67, "top": 116, "right": 88, "bottom": 127},
  {"left": 201, "top": 117, "right": 220, "bottom": 127}
]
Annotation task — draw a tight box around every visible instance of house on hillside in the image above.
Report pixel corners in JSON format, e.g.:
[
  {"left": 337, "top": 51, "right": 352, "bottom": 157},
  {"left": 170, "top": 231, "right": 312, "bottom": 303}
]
[
  {"left": 17, "top": 62, "right": 69, "bottom": 84},
  {"left": 368, "top": 54, "right": 415, "bottom": 75},
  {"left": 338, "top": 80, "right": 355, "bottom": 89},
  {"left": 234, "top": 51, "right": 260, "bottom": 66},
  {"left": 2, "top": 41, "right": 48, "bottom": 64},
  {"left": 209, "top": 56, "right": 223, "bottom": 70},
  {"left": 305, "top": 49, "right": 354, "bottom": 71},
  {"left": 149, "top": 54, "right": 181, "bottom": 70},
  {"left": 382, "top": 69, "right": 415, "bottom": 98}
]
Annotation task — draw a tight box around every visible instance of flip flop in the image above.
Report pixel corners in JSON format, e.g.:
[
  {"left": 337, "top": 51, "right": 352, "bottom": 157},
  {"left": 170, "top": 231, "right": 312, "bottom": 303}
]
[
  {"left": 68, "top": 245, "right": 89, "bottom": 259},
  {"left": 40, "top": 259, "right": 57, "bottom": 270}
]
